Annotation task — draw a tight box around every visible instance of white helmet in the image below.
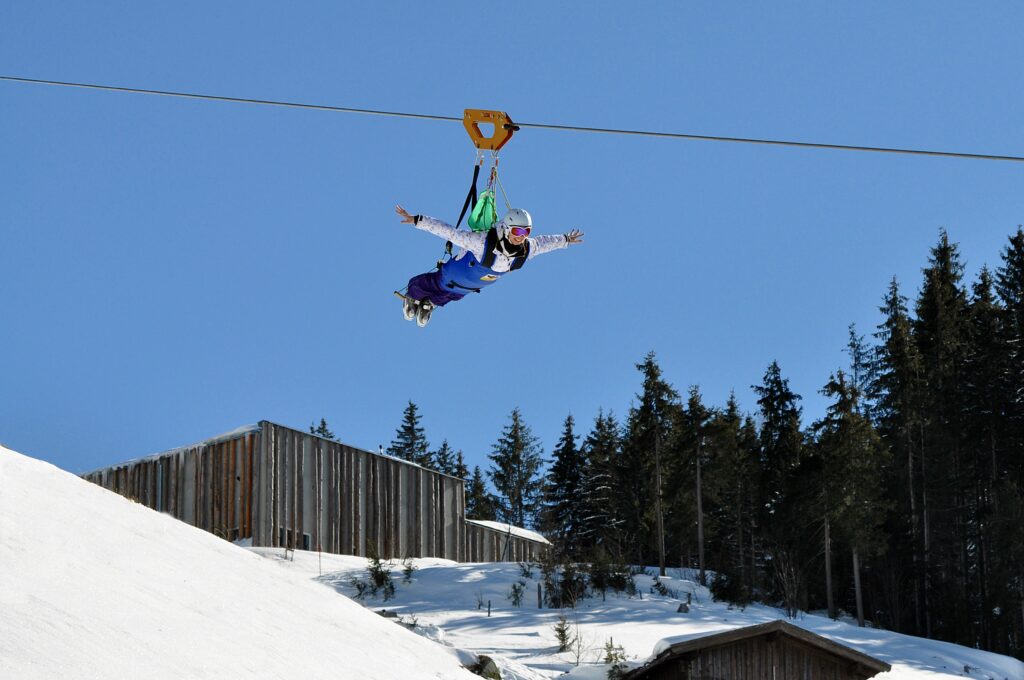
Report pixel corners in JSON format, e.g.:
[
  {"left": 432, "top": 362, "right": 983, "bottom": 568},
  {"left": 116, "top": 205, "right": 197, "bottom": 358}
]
[{"left": 497, "top": 208, "right": 532, "bottom": 239}]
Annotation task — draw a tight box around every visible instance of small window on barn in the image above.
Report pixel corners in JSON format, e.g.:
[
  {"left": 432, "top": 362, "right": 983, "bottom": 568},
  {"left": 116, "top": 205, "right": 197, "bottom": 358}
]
[{"left": 302, "top": 533, "right": 311, "bottom": 551}]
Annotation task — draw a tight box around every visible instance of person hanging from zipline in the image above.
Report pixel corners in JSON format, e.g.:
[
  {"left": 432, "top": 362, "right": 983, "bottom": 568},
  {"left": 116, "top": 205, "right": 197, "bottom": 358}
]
[{"left": 395, "top": 204, "right": 584, "bottom": 326}]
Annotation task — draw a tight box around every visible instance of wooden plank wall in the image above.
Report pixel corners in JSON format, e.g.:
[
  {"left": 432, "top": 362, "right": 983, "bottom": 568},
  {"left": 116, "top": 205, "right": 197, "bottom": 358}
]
[
  {"left": 84, "top": 423, "right": 562, "bottom": 563},
  {"left": 81, "top": 431, "right": 258, "bottom": 542},
  {"left": 644, "top": 638, "right": 869, "bottom": 680},
  {"left": 464, "top": 522, "right": 549, "bottom": 563},
  {"left": 251, "top": 422, "right": 465, "bottom": 560}
]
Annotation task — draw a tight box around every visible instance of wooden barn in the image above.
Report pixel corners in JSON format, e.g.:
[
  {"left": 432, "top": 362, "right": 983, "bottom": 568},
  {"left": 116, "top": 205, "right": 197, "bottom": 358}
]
[
  {"left": 624, "top": 620, "right": 891, "bottom": 680},
  {"left": 465, "top": 519, "right": 550, "bottom": 562},
  {"left": 81, "top": 421, "right": 547, "bottom": 563}
]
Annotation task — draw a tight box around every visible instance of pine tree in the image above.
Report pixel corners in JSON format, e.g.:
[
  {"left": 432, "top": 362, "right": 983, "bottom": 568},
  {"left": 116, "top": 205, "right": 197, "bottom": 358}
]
[
  {"left": 578, "top": 409, "right": 624, "bottom": 558},
  {"left": 621, "top": 352, "right": 680, "bottom": 571},
  {"left": 387, "top": 401, "right": 431, "bottom": 467},
  {"left": 962, "top": 268, "right": 1010, "bottom": 649},
  {"left": 703, "top": 393, "right": 760, "bottom": 604},
  {"left": 751, "top": 360, "right": 806, "bottom": 612},
  {"left": 871, "top": 276, "right": 926, "bottom": 635},
  {"left": 433, "top": 439, "right": 456, "bottom": 476},
  {"left": 541, "top": 414, "right": 586, "bottom": 558},
  {"left": 814, "top": 371, "right": 890, "bottom": 627},
  {"left": 845, "top": 323, "right": 875, "bottom": 418},
  {"left": 488, "top": 408, "right": 545, "bottom": 528},
  {"left": 995, "top": 227, "right": 1024, "bottom": 485},
  {"left": 680, "top": 386, "right": 712, "bottom": 585},
  {"left": 309, "top": 418, "right": 337, "bottom": 441},
  {"left": 466, "top": 466, "right": 498, "bottom": 520},
  {"left": 914, "top": 230, "right": 971, "bottom": 641},
  {"left": 990, "top": 227, "right": 1024, "bottom": 657},
  {"left": 752, "top": 361, "right": 803, "bottom": 519},
  {"left": 453, "top": 450, "right": 469, "bottom": 480}
]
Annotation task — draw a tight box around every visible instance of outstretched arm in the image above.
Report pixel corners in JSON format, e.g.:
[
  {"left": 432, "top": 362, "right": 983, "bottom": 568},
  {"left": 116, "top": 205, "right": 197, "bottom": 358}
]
[
  {"left": 528, "top": 228, "right": 585, "bottom": 259},
  {"left": 395, "top": 204, "right": 485, "bottom": 257}
]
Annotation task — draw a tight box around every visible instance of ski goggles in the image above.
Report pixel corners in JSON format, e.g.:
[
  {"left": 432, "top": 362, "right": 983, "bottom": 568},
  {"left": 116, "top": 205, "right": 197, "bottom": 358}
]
[{"left": 509, "top": 226, "right": 532, "bottom": 237}]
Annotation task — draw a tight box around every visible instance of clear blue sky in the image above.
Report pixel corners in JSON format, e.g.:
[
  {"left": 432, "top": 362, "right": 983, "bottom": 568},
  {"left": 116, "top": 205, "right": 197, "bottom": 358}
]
[{"left": 3, "top": 2, "right": 1023, "bottom": 477}]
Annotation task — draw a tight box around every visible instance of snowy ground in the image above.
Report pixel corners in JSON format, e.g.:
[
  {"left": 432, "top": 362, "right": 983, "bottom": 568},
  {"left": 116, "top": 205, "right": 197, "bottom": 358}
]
[
  {"left": 0, "top": 446, "right": 477, "bottom": 680},
  {"left": 2, "top": 444, "right": 1021, "bottom": 680},
  {"left": 251, "top": 550, "right": 1024, "bottom": 680}
]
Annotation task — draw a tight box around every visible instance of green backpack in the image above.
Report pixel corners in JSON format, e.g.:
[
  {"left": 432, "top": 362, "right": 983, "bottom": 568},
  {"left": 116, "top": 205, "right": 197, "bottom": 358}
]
[{"left": 468, "top": 189, "right": 497, "bottom": 232}]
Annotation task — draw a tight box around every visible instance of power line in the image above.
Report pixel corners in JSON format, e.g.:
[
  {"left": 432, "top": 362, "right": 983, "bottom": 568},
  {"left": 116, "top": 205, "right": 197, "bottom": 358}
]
[{"left": 4, "top": 74, "right": 1024, "bottom": 164}]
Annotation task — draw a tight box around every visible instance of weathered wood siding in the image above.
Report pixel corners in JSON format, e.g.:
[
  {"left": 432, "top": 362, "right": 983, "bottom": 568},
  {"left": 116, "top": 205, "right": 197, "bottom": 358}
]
[
  {"left": 464, "top": 522, "right": 548, "bottom": 563},
  {"left": 83, "top": 430, "right": 258, "bottom": 541},
  {"left": 634, "top": 630, "right": 887, "bottom": 680},
  {"left": 83, "top": 421, "right": 466, "bottom": 560}
]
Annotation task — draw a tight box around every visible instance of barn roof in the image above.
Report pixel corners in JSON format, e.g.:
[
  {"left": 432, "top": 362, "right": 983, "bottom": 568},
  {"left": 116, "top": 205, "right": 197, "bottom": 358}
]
[
  {"left": 81, "top": 420, "right": 467, "bottom": 482},
  {"left": 464, "top": 519, "right": 551, "bottom": 545},
  {"left": 628, "top": 619, "right": 891, "bottom": 679}
]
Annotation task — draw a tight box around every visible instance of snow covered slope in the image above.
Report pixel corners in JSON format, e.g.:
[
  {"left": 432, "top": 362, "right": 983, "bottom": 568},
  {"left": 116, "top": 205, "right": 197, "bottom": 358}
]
[
  {"left": 0, "top": 446, "right": 478, "bottom": 680},
  {"left": 258, "top": 551, "right": 1024, "bottom": 680}
]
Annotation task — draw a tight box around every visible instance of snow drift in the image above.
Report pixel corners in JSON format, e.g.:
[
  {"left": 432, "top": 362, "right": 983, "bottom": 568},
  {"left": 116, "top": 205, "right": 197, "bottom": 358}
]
[{"left": 0, "top": 445, "right": 477, "bottom": 680}]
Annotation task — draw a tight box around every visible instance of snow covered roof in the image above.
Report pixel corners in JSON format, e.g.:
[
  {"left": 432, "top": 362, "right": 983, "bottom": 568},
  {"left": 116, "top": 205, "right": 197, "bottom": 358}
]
[
  {"left": 81, "top": 420, "right": 466, "bottom": 482},
  {"left": 80, "top": 423, "right": 261, "bottom": 475},
  {"left": 637, "top": 620, "right": 891, "bottom": 679},
  {"left": 464, "top": 519, "right": 550, "bottom": 545}
]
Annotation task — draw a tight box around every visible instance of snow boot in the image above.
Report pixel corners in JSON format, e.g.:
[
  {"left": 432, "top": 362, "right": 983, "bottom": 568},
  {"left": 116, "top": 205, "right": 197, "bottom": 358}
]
[
  {"left": 402, "top": 295, "right": 419, "bottom": 321},
  {"left": 416, "top": 300, "right": 435, "bottom": 327}
]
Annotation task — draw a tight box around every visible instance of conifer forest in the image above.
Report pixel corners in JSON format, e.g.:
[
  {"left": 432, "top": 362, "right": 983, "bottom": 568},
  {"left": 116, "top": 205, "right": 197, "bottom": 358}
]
[{"left": 381, "top": 227, "right": 1024, "bottom": 660}]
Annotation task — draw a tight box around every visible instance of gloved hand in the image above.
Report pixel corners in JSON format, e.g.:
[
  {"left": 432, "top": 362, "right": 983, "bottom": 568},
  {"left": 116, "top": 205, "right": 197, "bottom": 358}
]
[{"left": 565, "top": 229, "right": 585, "bottom": 245}]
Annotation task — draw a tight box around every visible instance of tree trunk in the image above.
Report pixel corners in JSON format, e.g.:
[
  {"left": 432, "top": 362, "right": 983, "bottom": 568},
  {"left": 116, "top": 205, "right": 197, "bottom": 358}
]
[
  {"left": 825, "top": 515, "right": 835, "bottom": 619},
  {"left": 853, "top": 548, "right": 865, "bottom": 627},
  {"left": 920, "top": 422, "right": 932, "bottom": 639},
  {"left": 696, "top": 437, "right": 705, "bottom": 586},
  {"left": 654, "top": 429, "right": 666, "bottom": 577},
  {"left": 907, "top": 425, "right": 921, "bottom": 635},
  {"left": 737, "top": 477, "right": 746, "bottom": 592}
]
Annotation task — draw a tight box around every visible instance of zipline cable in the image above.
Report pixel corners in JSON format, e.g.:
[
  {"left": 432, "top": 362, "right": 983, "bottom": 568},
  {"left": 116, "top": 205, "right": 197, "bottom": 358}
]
[{"left": 4, "top": 74, "right": 1024, "bottom": 164}]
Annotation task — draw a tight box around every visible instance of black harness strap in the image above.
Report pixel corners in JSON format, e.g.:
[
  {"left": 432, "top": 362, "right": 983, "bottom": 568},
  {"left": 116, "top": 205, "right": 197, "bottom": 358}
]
[
  {"left": 438, "top": 163, "right": 481, "bottom": 269},
  {"left": 481, "top": 228, "right": 529, "bottom": 271},
  {"left": 446, "top": 280, "right": 483, "bottom": 293},
  {"left": 454, "top": 163, "right": 481, "bottom": 229}
]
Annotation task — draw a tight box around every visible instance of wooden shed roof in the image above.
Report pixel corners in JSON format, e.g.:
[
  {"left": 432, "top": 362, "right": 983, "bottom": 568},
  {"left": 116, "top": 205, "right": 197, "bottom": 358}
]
[{"left": 628, "top": 619, "right": 892, "bottom": 679}]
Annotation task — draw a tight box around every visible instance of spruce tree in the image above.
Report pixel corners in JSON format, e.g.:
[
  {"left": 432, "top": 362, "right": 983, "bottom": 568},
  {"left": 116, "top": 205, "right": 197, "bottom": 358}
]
[
  {"left": 752, "top": 361, "right": 803, "bottom": 518},
  {"left": 914, "top": 230, "right": 971, "bottom": 641},
  {"left": 433, "top": 439, "right": 456, "bottom": 476},
  {"left": 466, "top": 466, "right": 498, "bottom": 520},
  {"left": 621, "top": 352, "right": 680, "bottom": 570},
  {"left": 488, "top": 408, "right": 545, "bottom": 528},
  {"left": 541, "top": 414, "right": 586, "bottom": 558},
  {"left": 962, "top": 268, "right": 1010, "bottom": 649},
  {"left": 871, "top": 276, "right": 926, "bottom": 635},
  {"left": 453, "top": 450, "right": 469, "bottom": 480},
  {"left": 845, "top": 323, "right": 875, "bottom": 418},
  {"left": 680, "top": 387, "right": 712, "bottom": 585},
  {"left": 814, "top": 371, "right": 890, "bottom": 627},
  {"left": 309, "top": 418, "right": 337, "bottom": 441},
  {"left": 990, "top": 227, "right": 1024, "bottom": 657},
  {"left": 578, "top": 409, "right": 624, "bottom": 558},
  {"left": 387, "top": 401, "right": 431, "bottom": 466},
  {"left": 751, "top": 360, "right": 806, "bottom": 612},
  {"left": 703, "top": 394, "right": 760, "bottom": 604},
  {"left": 995, "top": 227, "right": 1024, "bottom": 484}
]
